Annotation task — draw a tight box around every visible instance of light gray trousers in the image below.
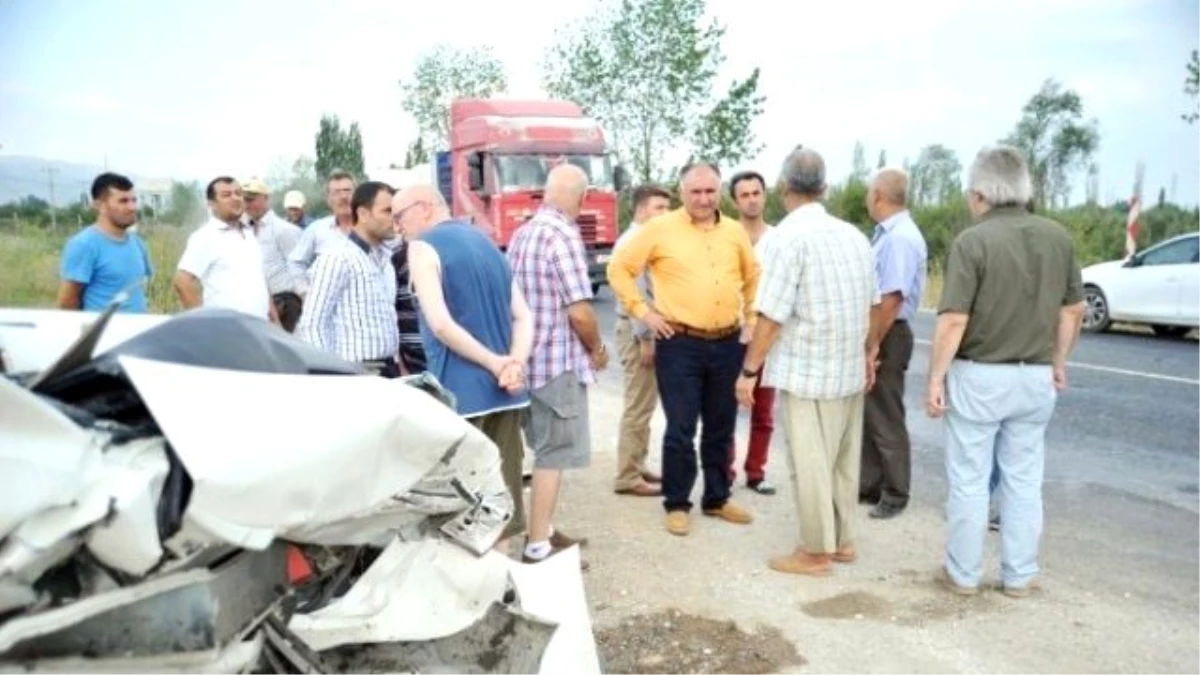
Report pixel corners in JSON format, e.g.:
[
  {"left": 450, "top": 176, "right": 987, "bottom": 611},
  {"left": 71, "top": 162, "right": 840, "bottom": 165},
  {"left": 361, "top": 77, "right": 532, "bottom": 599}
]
[{"left": 944, "top": 360, "right": 1057, "bottom": 589}]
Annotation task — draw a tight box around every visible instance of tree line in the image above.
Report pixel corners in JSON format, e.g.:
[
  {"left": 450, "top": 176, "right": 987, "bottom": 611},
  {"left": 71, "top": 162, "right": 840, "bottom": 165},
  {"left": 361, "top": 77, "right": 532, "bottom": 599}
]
[{"left": 2, "top": 0, "right": 1196, "bottom": 269}]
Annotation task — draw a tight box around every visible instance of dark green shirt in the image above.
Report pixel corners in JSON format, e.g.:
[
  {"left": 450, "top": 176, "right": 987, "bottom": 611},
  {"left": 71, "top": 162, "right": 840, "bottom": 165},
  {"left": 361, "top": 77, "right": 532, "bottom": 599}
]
[{"left": 938, "top": 207, "right": 1083, "bottom": 364}]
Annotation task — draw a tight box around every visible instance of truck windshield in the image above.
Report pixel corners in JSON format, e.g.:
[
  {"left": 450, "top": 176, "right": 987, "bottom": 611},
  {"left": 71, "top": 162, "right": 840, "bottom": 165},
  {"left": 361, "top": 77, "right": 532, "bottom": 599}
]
[{"left": 494, "top": 154, "right": 614, "bottom": 192}]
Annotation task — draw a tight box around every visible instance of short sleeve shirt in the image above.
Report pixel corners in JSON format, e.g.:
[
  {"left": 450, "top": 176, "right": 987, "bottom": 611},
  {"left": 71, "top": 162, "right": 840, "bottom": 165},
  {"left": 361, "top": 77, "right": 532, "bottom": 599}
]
[
  {"left": 60, "top": 225, "right": 153, "bottom": 312},
  {"left": 938, "top": 207, "right": 1083, "bottom": 363}
]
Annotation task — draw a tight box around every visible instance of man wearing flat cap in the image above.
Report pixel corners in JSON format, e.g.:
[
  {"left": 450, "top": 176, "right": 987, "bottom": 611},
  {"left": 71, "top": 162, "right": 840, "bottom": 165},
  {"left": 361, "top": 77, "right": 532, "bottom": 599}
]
[{"left": 243, "top": 178, "right": 304, "bottom": 331}]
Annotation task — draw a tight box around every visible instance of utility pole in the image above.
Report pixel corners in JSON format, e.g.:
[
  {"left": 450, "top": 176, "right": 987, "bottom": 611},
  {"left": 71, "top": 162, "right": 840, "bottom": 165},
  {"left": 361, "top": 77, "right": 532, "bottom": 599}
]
[{"left": 45, "top": 167, "right": 58, "bottom": 230}]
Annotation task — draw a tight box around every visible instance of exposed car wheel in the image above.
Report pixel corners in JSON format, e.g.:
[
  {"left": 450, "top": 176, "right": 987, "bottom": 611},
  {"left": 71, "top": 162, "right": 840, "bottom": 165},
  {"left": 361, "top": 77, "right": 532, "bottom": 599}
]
[
  {"left": 1151, "top": 325, "right": 1191, "bottom": 339},
  {"left": 1082, "top": 285, "right": 1111, "bottom": 333}
]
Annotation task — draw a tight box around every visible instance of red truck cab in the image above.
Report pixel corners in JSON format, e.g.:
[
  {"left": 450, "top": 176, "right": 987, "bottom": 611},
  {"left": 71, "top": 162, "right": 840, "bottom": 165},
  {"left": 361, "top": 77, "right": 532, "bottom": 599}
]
[{"left": 436, "top": 98, "right": 629, "bottom": 293}]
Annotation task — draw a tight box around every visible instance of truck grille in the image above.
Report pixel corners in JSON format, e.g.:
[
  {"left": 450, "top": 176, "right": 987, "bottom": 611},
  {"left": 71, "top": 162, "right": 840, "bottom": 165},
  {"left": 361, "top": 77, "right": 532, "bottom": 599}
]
[{"left": 578, "top": 213, "right": 598, "bottom": 243}]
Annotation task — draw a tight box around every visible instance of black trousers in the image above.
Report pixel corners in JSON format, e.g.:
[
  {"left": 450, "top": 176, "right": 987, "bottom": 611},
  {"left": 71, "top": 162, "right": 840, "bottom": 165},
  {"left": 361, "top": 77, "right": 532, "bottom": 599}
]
[
  {"left": 655, "top": 333, "right": 742, "bottom": 512},
  {"left": 860, "top": 320, "right": 915, "bottom": 507}
]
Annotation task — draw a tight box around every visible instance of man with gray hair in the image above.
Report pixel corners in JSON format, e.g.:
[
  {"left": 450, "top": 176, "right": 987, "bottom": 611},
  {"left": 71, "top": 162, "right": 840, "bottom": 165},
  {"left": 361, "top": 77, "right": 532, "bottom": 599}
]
[
  {"left": 859, "top": 167, "right": 927, "bottom": 519},
  {"left": 737, "top": 147, "right": 879, "bottom": 576},
  {"left": 927, "top": 145, "right": 1084, "bottom": 598}
]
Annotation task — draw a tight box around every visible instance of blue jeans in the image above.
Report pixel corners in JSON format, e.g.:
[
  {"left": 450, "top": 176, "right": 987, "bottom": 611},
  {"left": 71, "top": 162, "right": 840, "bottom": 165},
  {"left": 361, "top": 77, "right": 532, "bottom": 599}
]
[
  {"left": 654, "top": 333, "right": 741, "bottom": 512},
  {"left": 944, "top": 360, "right": 1057, "bottom": 589}
]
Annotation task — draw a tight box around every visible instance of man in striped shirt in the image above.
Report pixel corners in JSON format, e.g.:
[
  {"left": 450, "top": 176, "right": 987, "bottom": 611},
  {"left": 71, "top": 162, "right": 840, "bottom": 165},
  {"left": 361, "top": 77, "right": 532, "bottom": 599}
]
[{"left": 295, "top": 181, "right": 401, "bottom": 376}]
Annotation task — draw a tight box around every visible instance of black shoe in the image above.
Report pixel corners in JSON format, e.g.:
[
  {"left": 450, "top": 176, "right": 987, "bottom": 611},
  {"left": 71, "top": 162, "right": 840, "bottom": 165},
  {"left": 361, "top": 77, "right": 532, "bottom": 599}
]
[{"left": 869, "top": 502, "right": 905, "bottom": 519}]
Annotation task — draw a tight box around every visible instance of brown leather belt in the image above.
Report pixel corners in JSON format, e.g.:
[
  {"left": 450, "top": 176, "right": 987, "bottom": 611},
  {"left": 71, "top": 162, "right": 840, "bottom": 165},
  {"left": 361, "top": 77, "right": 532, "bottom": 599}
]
[{"left": 667, "top": 321, "right": 739, "bottom": 341}]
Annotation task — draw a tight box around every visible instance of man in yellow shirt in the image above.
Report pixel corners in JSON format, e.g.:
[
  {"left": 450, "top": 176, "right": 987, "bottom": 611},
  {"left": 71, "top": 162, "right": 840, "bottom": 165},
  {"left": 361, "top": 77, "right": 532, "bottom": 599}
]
[{"left": 607, "top": 161, "right": 761, "bottom": 536}]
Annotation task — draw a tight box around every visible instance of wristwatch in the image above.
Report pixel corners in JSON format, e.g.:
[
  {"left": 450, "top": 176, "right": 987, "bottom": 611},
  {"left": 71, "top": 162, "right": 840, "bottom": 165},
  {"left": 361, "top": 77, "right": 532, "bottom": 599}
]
[{"left": 741, "top": 366, "right": 761, "bottom": 378}]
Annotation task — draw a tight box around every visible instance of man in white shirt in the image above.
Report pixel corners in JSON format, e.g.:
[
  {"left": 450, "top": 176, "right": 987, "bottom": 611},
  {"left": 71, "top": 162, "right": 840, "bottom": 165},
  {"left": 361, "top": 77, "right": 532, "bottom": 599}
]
[
  {"left": 242, "top": 178, "right": 303, "bottom": 331},
  {"left": 173, "top": 176, "right": 275, "bottom": 322},
  {"left": 287, "top": 169, "right": 356, "bottom": 294},
  {"left": 737, "top": 147, "right": 879, "bottom": 577},
  {"left": 295, "top": 181, "right": 400, "bottom": 375},
  {"left": 727, "top": 170, "right": 779, "bottom": 496}
]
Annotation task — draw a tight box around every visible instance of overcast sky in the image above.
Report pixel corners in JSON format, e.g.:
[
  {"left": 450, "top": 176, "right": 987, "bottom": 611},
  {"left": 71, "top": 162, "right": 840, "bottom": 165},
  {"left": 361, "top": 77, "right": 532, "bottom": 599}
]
[{"left": 1, "top": 0, "right": 1196, "bottom": 205}]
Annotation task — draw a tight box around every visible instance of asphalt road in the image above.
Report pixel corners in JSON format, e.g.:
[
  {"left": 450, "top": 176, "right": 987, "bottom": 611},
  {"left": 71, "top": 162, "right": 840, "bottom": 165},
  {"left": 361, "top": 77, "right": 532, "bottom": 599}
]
[{"left": 589, "top": 288, "right": 1199, "bottom": 618}]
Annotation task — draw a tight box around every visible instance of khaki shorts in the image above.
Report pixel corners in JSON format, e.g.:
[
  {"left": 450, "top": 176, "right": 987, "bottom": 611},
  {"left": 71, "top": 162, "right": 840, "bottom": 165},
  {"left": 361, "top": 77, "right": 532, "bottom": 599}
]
[
  {"left": 523, "top": 371, "right": 591, "bottom": 471},
  {"left": 468, "top": 408, "right": 526, "bottom": 539}
]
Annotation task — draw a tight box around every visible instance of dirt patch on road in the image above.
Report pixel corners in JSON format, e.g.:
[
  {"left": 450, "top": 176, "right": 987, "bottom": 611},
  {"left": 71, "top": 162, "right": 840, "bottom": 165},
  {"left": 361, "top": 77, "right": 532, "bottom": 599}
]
[
  {"left": 801, "top": 586, "right": 1002, "bottom": 627},
  {"left": 595, "top": 609, "right": 804, "bottom": 674}
]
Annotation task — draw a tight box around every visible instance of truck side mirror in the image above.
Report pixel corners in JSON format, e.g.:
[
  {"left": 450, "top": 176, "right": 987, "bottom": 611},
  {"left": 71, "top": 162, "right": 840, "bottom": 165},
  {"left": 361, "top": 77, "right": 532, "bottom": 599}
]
[
  {"left": 467, "top": 153, "right": 486, "bottom": 193},
  {"left": 614, "top": 164, "right": 630, "bottom": 192}
]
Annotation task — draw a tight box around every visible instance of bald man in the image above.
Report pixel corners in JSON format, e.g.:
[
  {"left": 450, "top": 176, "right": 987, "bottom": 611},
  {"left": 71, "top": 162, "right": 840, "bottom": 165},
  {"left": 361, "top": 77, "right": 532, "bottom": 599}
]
[
  {"left": 609, "top": 161, "right": 759, "bottom": 537},
  {"left": 507, "top": 164, "right": 606, "bottom": 568},
  {"left": 859, "top": 168, "right": 928, "bottom": 520},
  {"left": 398, "top": 183, "right": 535, "bottom": 552}
]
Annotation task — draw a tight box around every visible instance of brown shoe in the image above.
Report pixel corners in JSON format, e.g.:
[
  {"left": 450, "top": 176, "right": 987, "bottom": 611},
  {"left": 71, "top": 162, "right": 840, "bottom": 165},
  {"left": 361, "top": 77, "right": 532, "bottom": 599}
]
[
  {"left": 936, "top": 567, "right": 979, "bottom": 596},
  {"left": 832, "top": 544, "right": 857, "bottom": 564},
  {"left": 549, "top": 529, "right": 588, "bottom": 549},
  {"left": 640, "top": 470, "right": 662, "bottom": 483},
  {"left": 615, "top": 482, "right": 662, "bottom": 497},
  {"left": 702, "top": 500, "right": 753, "bottom": 524},
  {"left": 666, "top": 511, "right": 690, "bottom": 536},
  {"left": 769, "top": 551, "right": 833, "bottom": 576}
]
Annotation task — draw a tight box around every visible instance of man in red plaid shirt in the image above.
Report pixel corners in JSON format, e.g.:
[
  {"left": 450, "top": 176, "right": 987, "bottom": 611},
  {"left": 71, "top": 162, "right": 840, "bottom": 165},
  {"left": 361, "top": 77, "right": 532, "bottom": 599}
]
[{"left": 507, "top": 164, "right": 608, "bottom": 568}]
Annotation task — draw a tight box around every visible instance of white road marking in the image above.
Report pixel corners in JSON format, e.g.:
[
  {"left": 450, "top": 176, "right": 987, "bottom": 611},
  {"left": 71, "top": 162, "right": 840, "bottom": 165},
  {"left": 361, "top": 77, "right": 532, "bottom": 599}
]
[{"left": 912, "top": 338, "right": 1199, "bottom": 386}]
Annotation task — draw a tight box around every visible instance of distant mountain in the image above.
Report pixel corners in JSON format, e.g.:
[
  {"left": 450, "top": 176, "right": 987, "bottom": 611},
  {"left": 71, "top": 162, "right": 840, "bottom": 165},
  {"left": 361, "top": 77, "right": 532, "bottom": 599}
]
[{"left": 0, "top": 156, "right": 181, "bottom": 207}]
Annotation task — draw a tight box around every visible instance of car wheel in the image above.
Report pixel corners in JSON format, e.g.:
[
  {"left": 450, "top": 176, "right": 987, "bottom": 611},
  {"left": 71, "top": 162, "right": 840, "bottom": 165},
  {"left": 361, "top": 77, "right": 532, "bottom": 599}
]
[
  {"left": 1082, "top": 285, "right": 1111, "bottom": 333},
  {"left": 1151, "top": 324, "right": 1191, "bottom": 339}
]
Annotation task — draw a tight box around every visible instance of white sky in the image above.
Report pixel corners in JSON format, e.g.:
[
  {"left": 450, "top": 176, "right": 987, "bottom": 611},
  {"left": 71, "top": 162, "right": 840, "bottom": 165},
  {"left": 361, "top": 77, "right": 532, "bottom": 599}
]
[{"left": 0, "top": 0, "right": 1197, "bottom": 204}]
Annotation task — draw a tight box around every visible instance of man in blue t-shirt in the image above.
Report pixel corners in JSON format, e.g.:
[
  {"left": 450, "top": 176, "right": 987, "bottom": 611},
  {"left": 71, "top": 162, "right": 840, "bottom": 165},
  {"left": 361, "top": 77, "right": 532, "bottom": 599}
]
[{"left": 57, "top": 172, "right": 153, "bottom": 313}]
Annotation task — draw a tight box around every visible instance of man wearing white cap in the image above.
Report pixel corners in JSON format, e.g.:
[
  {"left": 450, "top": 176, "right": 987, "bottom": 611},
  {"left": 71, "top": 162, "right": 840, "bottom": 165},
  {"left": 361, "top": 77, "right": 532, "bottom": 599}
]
[
  {"left": 284, "top": 190, "right": 311, "bottom": 229},
  {"left": 243, "top": 178, "right": 304, "bottom": 331}
]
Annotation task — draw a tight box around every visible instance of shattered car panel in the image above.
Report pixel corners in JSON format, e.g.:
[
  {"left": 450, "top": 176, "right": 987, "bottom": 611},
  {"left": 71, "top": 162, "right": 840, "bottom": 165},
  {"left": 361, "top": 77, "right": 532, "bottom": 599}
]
[{"left": 0, "top": 307, "right": 599, "bottom": 674}]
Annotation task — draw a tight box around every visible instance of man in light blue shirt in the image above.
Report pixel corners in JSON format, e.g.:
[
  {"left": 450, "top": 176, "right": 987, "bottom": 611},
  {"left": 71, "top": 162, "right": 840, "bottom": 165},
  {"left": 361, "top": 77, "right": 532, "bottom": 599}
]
[
  {"left": 57, "top": 172, "right": 153, "bottom": 313},
  {"left": 860, "top": 168, "right": 928, "bottom": 519}
]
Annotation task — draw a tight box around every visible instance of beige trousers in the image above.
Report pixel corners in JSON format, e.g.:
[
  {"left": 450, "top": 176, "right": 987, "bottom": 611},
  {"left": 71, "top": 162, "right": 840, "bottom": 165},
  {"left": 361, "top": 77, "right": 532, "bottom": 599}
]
[
  {"left": 614, "top": 317, "right": 659, "bottom": 490},
  {"left": 780, "top": 391, "right": 864, "bottom": 554}
]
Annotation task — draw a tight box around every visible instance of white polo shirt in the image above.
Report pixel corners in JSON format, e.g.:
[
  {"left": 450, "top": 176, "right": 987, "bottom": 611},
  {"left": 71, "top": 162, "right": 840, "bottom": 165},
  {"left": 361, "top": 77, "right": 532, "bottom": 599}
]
[{"left": 178, "top": 217, "right": 271, "bottom": 319}]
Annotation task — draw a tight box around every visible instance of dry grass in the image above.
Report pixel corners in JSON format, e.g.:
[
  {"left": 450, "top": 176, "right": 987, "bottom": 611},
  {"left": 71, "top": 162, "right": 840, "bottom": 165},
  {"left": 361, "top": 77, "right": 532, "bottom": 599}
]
[{"left": 0, "top": 223, "right": 189, "bottom": 313}]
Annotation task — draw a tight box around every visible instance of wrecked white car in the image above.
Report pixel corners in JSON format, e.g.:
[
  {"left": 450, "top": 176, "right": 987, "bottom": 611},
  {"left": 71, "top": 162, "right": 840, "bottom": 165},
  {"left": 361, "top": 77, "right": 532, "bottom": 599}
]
[{"left": 0, "top": 306, "right": 598, "bottom": 673}]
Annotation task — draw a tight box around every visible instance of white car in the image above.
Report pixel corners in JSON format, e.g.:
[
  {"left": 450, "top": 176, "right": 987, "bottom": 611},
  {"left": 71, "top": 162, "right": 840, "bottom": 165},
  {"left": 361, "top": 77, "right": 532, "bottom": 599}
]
[{"left": 1081, "top": 231, "right": 1200, "bottom": 337}]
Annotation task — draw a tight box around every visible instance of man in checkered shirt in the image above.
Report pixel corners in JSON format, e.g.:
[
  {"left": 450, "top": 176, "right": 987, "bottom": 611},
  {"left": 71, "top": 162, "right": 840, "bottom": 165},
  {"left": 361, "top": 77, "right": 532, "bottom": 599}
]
[
  {"left": 507, "top": 164, "right": 608, "bottom": 568},
  {"left": 737, "top": 146, "right": 881, "bottom": 577}
]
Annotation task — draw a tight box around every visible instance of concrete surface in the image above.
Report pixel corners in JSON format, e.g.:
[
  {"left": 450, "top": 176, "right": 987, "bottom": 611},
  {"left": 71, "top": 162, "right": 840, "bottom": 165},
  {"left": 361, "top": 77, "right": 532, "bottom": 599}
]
[{"left": 556, "top": 290, "right": 1199, "bottom": 673}]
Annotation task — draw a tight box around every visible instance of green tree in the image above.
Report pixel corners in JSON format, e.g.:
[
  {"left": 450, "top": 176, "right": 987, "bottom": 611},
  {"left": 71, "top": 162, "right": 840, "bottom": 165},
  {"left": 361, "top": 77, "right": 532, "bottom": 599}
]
[
  {"left": 909, "top": 144, "right": 962, "bottom": 206},
  {"left": 542, "top": 0, "right": 765, "bottom": 181},
  {"left": 850, "top": 141, "right": 868, "bottom": 182},
  {"left": 691, "top": 68, "right": 766, "bottom": 167},
  {"left": 314, "top": 114, "right": 365, "bottom": 182},
  {"left": 1004, "top": 78, "right": 1099, "bottom": 209},
  {"left": 404, "top": 137, "right": 431, "bottom": 168},
  {"left": 400, "top": 44, "right": 508, "bottom": 151},
  {"left": 1184, "top": 49, "right": 1199, "bottom": 124},
  {"left": 161, "top": 181, "right": 204, "bottom": 227}
]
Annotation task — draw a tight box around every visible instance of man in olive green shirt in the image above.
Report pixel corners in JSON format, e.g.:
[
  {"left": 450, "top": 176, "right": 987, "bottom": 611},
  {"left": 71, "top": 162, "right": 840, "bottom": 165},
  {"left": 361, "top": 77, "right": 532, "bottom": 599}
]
[{"left": 926, "top": 145, "right": 1084, "bottom": 598}]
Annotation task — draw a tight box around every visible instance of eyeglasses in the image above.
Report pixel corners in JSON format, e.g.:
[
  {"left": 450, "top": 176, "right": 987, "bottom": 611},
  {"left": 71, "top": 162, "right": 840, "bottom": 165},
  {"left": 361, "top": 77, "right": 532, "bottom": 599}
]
[{"left": 393, "top": 200, "right": 429, "bottom": 223}]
